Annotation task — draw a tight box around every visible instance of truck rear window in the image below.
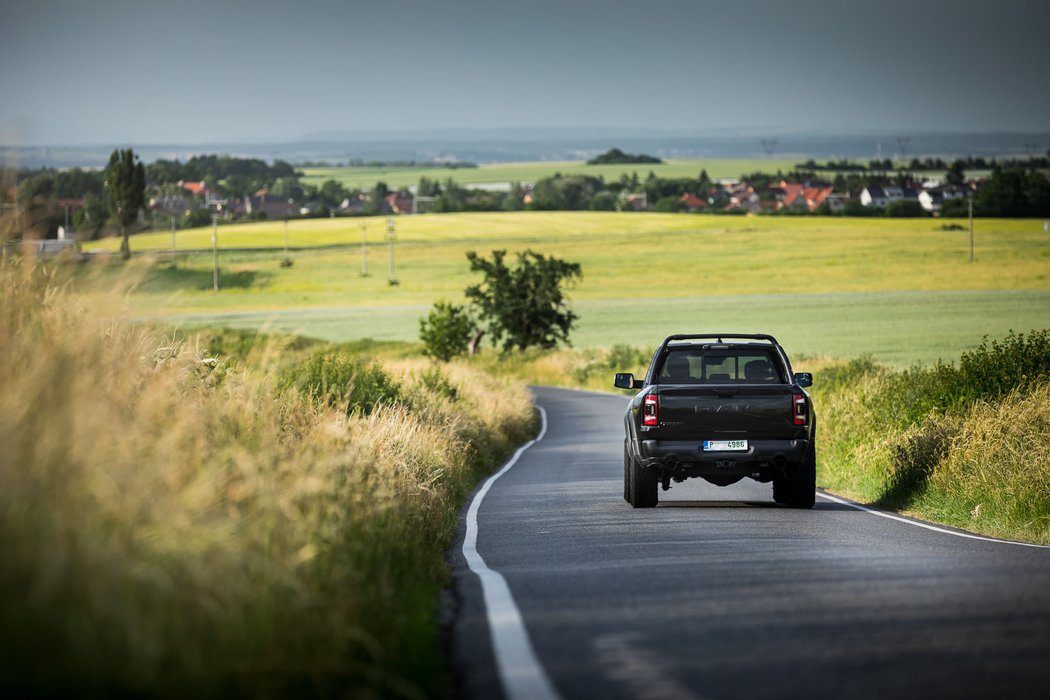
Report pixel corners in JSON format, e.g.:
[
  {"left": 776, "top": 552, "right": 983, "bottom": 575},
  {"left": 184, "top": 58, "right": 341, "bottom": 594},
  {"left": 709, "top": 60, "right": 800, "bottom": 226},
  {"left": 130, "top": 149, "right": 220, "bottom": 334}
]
[{"left": 657, "top": 348, "right": 783, "bottom": 384}]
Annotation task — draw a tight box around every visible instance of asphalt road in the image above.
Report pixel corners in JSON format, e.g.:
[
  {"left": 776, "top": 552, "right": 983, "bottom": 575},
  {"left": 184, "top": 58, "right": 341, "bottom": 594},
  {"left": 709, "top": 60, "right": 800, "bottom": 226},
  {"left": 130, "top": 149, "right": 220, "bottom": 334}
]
[{"left": 449, "top": 386, "right": 1050, "bottom": 700}]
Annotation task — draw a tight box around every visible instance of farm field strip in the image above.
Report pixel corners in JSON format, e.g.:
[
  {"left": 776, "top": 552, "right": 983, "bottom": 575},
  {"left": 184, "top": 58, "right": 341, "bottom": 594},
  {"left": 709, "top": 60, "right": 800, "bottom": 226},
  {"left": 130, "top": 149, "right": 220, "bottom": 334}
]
[
  {"left": 295, "top": 159, "right": 997, "bottom": 191},
  {"left": 80, "top": 212, "right": 1050, "bottom": 365},
  {"left": 297, "top": 159, "right": 804, "bottom": 190},
  {"left": 159, "top": 289, "right": 1050, "bottom": 367}
]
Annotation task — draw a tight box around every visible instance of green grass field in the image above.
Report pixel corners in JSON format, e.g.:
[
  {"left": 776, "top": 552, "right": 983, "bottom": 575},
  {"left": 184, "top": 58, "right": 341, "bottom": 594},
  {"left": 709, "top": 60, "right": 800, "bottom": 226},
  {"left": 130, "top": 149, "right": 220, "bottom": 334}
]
[
  {"left": 299, "top": 159, "right": 803, "bottom": 190},
  {"left": 298, "top": 158, "right": 989, "bottom": 191},
  {"left": 81, "top": 212, "right": 1050, "bottom": 365}
]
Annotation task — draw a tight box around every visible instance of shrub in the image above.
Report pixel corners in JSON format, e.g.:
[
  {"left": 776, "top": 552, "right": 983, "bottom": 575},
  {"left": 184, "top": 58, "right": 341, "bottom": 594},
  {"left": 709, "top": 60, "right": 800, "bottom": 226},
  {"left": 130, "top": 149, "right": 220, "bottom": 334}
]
[
  {"left": 571, "top": 344, "right": 652, "bottom": 387},
  {"left": 278, "top": 350, "right": 401, "bottom": 415},
  {"left": 419, "top": 300, "right": 474, "bottom": 361},
  {"left": 419, "top": 366, "right": 458, "bottom": 400},
  {"left": 944, "top": 329, "right": 1050, "bottom": 407},
  {"left": 811, "top": 329, "right": 1050, "bottom": 543},
  {"left": 885, "top": 200, "right": 927, "bottom": 217}
]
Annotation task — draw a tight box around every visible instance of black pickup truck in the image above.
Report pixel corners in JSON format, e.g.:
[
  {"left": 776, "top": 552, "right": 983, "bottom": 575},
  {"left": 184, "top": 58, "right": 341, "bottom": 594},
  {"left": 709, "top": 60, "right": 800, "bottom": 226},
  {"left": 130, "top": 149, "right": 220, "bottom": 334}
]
[{"left": 614, "top": 334, "right": 815, "bottom": 509}]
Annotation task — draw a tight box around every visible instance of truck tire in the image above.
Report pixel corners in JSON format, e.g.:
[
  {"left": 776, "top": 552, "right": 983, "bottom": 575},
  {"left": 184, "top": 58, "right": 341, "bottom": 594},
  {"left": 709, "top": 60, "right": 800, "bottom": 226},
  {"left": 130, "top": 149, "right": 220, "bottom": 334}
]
[
  {"left": 629, "top": 453, "right": 659, "bottom": 508},
  {"left": 786, "top": 441, "right": 816, "bottom": 509},
  {"left": 772, "top": 474, "right": 788, "bottom": 504},
  {"left": 623, "top": 441, "right": 632, "bottom": 503}
]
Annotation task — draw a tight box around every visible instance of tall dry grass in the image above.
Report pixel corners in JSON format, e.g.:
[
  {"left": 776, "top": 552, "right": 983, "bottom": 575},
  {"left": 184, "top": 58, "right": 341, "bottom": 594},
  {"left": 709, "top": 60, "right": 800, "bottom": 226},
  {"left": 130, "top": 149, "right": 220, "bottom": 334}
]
[
  {"left": 811, "top": 352, "right": 1050, "bottom": 545},
  {"left": 917, "top": 385, "right": 1050, "bottom": 542},
  {"left": 0, "top": 262, "right": 534, "bottom": 697}
]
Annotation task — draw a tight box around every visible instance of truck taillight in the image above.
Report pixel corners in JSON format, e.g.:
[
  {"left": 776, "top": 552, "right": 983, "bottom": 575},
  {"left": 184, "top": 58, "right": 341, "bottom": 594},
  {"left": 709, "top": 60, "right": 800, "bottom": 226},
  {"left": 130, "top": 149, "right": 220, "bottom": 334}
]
[
  {"left": 643, "top": 394, "right": 659, "bottom": 426},
  {"left": 793, "top": 393, "right": 807, "bottom": 426}
]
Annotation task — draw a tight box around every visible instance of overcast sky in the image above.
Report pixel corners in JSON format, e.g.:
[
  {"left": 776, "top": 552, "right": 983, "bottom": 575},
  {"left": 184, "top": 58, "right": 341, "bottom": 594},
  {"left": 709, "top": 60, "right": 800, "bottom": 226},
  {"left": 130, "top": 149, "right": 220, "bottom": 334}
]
[{"left": 2, "top": 0, "right": 1048, "bottom": 145}]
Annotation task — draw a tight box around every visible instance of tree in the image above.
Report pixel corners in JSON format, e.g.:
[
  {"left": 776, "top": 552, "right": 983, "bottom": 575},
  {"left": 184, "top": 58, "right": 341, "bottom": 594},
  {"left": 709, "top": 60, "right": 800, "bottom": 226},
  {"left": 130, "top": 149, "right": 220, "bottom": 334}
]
[
  {"left": 464, "top": 249, "right": 582, "bottom": 352},
  {"left": 368, "top": 181, "right": 390, "bottom": 215},
  {"left": 945, "top": 160, "right": 967, "bottom": 187},
  {"left": 528, "top": 174, "right": 603, "bottom": 210},
  {"left": 589, "top": 191, "right": 618, "bottom": 211},
  {"left": 417, "top": 176, "right": 442, "bottom": 197},
  {"left": 587, "top": 148, "right": 662, "bottom": 165},
  {"left": 976, "top": 168, "right": 1028, "bottom": 216},
  {"left": 318, "top": 179, "right": 350, "bottom": 208},
  {"left": 419, "top": 301, "right": 474, "bottom": 361},
  {"left": 654, "top": 195, "right": 683, "bottom": 212},
  {"left": 104, "top": 149, "right": 146, "bottom": 259}
]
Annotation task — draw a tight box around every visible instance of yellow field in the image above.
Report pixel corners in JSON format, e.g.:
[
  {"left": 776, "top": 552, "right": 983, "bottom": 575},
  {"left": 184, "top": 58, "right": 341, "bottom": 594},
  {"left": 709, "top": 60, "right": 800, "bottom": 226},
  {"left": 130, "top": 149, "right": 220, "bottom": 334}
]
[{"left": 80, "top": 212, "right": 1050, "bottom": 364}]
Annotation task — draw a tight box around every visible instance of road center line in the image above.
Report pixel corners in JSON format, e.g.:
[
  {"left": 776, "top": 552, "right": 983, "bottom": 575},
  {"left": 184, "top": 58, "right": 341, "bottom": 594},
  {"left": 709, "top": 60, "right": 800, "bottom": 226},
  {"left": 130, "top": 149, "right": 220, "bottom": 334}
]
[
  {"left": 816, "top": 491, "right": 1050, "bottom": 549},
  {"left": 463, "top": 406, "right": 560, "bottom": 700}
]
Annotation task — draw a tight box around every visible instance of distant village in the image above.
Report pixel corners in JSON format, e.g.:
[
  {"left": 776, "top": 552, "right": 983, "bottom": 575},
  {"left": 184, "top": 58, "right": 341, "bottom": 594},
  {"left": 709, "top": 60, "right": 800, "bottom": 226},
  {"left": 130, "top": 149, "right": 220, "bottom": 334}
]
[
  {"left": 4, "top": 149, "right": 1049, "bottom": 243},
  {"left": 152, "top": 176, "right": 971, "bottom": 219}
]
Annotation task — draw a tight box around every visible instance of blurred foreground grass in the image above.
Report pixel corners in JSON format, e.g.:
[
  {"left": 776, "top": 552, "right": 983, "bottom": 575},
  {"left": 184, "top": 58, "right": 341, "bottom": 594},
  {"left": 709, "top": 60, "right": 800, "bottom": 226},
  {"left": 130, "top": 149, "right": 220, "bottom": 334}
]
[{"left": 0, "top": 263, "right": 534, "bottom": 697}]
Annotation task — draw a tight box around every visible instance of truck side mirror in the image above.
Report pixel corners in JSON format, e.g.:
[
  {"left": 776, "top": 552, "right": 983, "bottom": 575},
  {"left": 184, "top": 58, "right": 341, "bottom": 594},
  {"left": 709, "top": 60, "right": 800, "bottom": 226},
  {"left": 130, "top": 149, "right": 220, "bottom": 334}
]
[
  {"left": 614, "top": 373, "right": 640, "bottom": 390},
  {"left": 794, "top": 372, "right": 813, "bottom": 388}
]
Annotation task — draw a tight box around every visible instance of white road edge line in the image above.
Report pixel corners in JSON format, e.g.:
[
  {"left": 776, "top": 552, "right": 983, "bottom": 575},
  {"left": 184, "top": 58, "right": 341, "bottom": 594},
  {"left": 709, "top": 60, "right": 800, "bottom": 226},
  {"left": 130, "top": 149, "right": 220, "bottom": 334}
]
[
  {"left": 463, "top": 406, "right": 561, "bottom": 700},
  {"left": 816, "top": 491, "right": 1050, "bottom": 550}
]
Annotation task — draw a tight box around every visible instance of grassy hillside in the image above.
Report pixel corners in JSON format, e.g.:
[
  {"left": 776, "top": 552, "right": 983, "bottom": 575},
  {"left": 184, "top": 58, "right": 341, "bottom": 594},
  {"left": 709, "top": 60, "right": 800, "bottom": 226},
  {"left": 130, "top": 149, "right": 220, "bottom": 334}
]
[
  {"left": 810, "top": 331, "right": 1050, "bottom": 545},
  {"left": 81, "top": 212, "right": 1050, "bottom": 365}
]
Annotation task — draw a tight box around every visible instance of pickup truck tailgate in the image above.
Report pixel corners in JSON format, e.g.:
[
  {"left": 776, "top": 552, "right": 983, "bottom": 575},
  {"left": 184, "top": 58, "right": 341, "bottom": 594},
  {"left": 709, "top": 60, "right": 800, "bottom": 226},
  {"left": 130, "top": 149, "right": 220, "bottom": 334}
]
[{"left": 655, "top": 385, "right": 795, "bottom": 439}]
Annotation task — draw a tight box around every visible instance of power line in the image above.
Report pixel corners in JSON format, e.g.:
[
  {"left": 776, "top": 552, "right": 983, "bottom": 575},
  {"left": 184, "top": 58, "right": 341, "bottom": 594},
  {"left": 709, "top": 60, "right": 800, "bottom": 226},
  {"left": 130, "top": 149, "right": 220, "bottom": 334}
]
[{"left": 896, "top": 137, "right": 911, "bottom": 164}]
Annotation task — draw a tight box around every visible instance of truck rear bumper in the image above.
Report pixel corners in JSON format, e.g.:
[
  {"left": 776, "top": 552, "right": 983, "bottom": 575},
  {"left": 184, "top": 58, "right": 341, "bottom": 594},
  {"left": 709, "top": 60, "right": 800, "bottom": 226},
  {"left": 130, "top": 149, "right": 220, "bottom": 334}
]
[{"left": 639, "top": 438, "right": 809, "bottom": 477}]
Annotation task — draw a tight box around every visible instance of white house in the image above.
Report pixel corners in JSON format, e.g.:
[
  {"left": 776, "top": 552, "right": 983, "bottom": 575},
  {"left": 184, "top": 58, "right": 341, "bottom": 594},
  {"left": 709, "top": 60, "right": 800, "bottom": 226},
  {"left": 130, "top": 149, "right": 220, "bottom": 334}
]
[
  {"left": 919, "top": 186, "right": 968, "bottom": 213},
  {"left": 918, "top": 189, "right": 944, "bottom": 213},
  {"left": 860, "top": 185, "right": 920, "bottom": 208},
  {"left": 860, "top": 186, "right": 887, "bottom": 208}
]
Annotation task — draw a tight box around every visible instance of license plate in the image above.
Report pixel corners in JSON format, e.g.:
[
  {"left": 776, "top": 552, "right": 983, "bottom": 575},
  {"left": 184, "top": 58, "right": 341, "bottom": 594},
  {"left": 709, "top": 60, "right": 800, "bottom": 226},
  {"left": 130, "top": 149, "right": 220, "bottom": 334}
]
[{"left": 703, "top": 439, "right": 748, "bottom": 452}]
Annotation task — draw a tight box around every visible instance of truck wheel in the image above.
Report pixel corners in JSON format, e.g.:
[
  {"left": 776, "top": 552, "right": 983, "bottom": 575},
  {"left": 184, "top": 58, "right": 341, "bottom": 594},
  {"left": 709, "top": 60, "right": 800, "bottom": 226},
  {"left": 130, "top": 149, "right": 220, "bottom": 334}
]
[
  {"left": 629, "top": 454, "right": 659, "bottom": 508},
  {"left": 786, "top": 441, "right": 816, "bottom": 509},
  {"left": 623, "top": 441, "right": 632, "bottom": 503},
  {"left": 772, "top": 474, "right": 788, "bottom": 504}
]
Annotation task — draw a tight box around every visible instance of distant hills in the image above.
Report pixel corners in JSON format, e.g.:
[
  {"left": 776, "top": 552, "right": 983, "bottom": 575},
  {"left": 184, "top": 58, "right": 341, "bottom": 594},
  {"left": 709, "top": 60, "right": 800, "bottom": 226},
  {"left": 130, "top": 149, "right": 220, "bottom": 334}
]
[{"left": 3, "top": 128, "right": 1048, "bottom": 170}]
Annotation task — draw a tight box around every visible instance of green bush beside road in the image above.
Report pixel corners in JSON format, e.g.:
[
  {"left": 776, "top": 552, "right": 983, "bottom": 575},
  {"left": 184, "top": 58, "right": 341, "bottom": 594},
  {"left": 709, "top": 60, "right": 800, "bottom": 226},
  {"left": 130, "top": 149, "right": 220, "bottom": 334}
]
[{"left": 811, "top": 330, "right": 1050, "bottom": 545}]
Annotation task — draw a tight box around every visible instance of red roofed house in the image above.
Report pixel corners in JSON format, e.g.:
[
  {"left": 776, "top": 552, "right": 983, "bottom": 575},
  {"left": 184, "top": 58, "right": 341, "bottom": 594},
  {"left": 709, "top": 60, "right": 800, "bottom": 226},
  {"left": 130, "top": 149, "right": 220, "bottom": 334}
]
[
  {"left": 678, "top": 193, "right": 707, "bottom": 212},
  {"left": 385, "top": 190, "right": 415, "bottom": 215},
  {"left": 773, "top": 181, "right": 835, "bottom": 211},
  {"left": 776, "top": 182, "right": 807, "bottom": 210},
  {"left": 180, "top": 180, "right": 206, "bottom": 196},
  {"left": 803, "top": 185, "right": 834, "bottom": 210}
]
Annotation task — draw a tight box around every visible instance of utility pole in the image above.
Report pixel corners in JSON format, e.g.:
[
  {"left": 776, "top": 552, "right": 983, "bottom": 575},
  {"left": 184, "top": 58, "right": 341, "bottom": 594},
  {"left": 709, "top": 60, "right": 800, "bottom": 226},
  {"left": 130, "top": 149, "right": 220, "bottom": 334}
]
[
  {"left": 360, "top": 221, "right": 368, "bottom": 276},
  {"left": 968, "top": 195, "right": 975, "bottom": 263},
  {"left": 387, "top": 215, "right": 398, "bottom": 285},
  {"left": 281, "top": 218, "right": 292, "bottom": 267},
  {"left": 896, "top": 136, "right": 911, "bottom": 167},
  {"left": 212, "top": 214, "right": 219, "bottom": 291},
  {"left": 171, "top": 216, "right": 176, "bottom": 265}
]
